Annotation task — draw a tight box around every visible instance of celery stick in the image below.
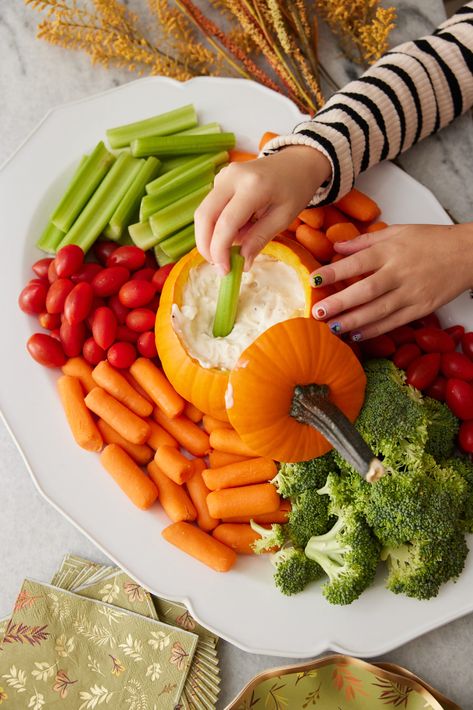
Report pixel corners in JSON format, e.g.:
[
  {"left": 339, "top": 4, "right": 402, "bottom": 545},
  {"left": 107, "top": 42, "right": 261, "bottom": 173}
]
[
  {"left": 154, "top": 244, "right": 175, "bottom": 267},
  {"left": 104, "top": 156, "right": 161, "bottom": 240},
  {"left": 131, "top": 133, "right": 235, "bottom": 158},
  {"left": 149, "top": 183, "right": 212, "bottom": 243},
  {"left": 58, "top": 153, "right": 143, "bottom": 253},
  {"left": 107, "top": 105, "right": 197, "bottom": 149},
  {"left": 178, "top": 122, "right": 221, "bottom": 136},
  {"left": 51, "top": 142, "right": 115, "bottom": 232},
  {"left": 36, "top": 221, "right": 65, "bottom": 253},
  {"left": 146, "top": 152, "right": 227, "bottom": 195},
  {"left": 140, "top": 168, "right": 214, "bottom": 221},
  {"left": 159, "top": 155, "right": 200, "bottom": 173},
  {"left": 213, "top": 246, "right": 245, "bottom": 337},
  {"left": 128, "top": 221, "right": 156, "bottom": 251},
  {"left": 118, "top": 230, "right": 135, "bottom": 246},
  {"left": 160, "top": 224, "right": 196, "bottom": 261}
]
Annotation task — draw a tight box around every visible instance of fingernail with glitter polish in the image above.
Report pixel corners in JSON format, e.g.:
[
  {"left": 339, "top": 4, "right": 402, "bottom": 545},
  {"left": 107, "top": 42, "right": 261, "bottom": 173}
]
[
  {"left": 330, "top": 322, "right": 342, "bottom": 334},
  {"left": 351, "top": 331, "right": 363, "bottom": 342},
  {"left": 314, "top": 306, "right": 327, "bottom": 319},
  {"left": 312, "top": 274, "right": 323, "bottom": 287}
]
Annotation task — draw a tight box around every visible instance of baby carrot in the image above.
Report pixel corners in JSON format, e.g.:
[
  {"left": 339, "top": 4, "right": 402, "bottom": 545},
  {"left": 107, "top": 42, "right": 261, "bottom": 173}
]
[
  {"left": 212, "top": 523, "right": 263, "bottom": 555},
  {"left": 57, "top": 375, "right": 103, "bottom": 452},
  {"left": 97, "top": 419, "right": 153, "bottom": 465},
  {"left": 228, "top": 150, "right": 257, "bottom": 162},
  {"left": 186, "top": 459, "right": 219, "bottom": 531},
  {"left": 323, "top": 205, "right": 350, "bottom": 229},
  {"left": 335, "top": 187, "right": 381, "bottom": 222},
  {"left": 162, "top": 521, "right": 237, "bottom": 572},
  {"left": 298, "top": 207, "right": 325, "bottom": 230},
  {"left": 203, "top": 457, "right": 277, "bottom": 491},
  {"left": 147, "top": 461, "right": 196, "bottom": 522},
  {"left": 85, "top": 387, "right": 150, "bottom": 445},
  {"left": 154, "top": 409, "right": 210, "bottom": 457},
  {"left": 222, "top": 500, "right": 291, "bottom": 525},
  {"left": 286, "top": 216, "right": 301, "bottom": 232},
  {"left": 101, "top": 444, "right": 158, "bottom": 509},
  {"left": 208, "top": 451, "right": 249, "bottom": 468},
  {"left": 154, "top": 445, "right": 194, "bottom": 485},
  {"left": 62, "top": 357, "right": 96, "bottom": 393},
  {"left": 366, "top": 221, "right": 388, "bottom": 233},
  {"left": 122, "top": 370, "right": 154, "bottom": 404},
  {"left": 184, "top": 401, "right": 203, "bottom": 423},
  {"left": 326, "top": 222, "right": 360, "bottom": 244},
  {"left": 146, "top": 418, "right": 178, "bottom": 449},
  {"left": 130, "top": 358, "right": 185, "bottom": 419},
  {"left": 258, "top": 131, "right": 279, "bottom": 151},
  {"left": 209, "top": 428, "right": 258, "bottom": 458},
  {"left": 92, "top": 361, "right": 153, "bottom": 418},
  {"left": 295, "top": 224, "right": 334, "bottom": 262},
  {"left": 202, "top": 414, "right": 232, "bottom": 434},
  {"left": 206, "top": 483, "right": 280, "bottom": 519}
]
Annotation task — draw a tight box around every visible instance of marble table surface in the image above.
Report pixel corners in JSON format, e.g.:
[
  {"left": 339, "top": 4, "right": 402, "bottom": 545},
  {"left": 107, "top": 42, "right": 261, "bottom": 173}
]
[{"left": 1, "top": 1, "right": 473, "bottom": 708}]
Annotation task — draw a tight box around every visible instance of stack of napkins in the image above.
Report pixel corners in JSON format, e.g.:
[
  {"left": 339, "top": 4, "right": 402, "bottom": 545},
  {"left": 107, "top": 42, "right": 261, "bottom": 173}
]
[{"left": 0, "top": 555, "right": 220, "bottom": 709}]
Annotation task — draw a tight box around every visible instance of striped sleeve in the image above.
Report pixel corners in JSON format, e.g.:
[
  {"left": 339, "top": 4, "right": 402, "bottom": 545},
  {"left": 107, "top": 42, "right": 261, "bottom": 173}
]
[{"left": 263, "top": 2, "right": 473, "bottom": 207}]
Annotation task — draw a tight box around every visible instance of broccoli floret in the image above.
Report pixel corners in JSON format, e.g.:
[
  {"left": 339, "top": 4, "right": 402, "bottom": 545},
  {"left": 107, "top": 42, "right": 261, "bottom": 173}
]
[
  {"left": 323, "top": 461, "right": 370, "bottom": 511},
  {"left": 444, "top": 456, "right": 473, "bottom": 533},
  {"left": 274, "top": 452, "right": 338, "bottom": 498},
  {"left": 287, "top": 488, "right": 334, "bottom": 548},
  {"left": 271, "top": 545, "right": 323, "bottom": 596},
  {"left": 423, "top": 396, "right": 459, "bottom": 462},
  {"left": 305, "top": 507, "right": 380, "bottom": 605},
  {"left": 250, "top": 521, "right": 286, "bottom": 554}
]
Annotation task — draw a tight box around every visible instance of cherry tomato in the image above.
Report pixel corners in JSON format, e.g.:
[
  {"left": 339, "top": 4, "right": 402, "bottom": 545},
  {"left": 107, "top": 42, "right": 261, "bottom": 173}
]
[
  {"left": 107, "top": 245, "right": 146, "bottom": 271},
  {"left": 93, "top": 240, "right": 118, "bottom": 266},
  {"left": 60, "top": 319, "right": 86, "bottom": 357},
  {"left": 412, "top": 313, "right": 441, "bottom": 330},
  {"left": 126, "top": 308, "right": 156, "bottom": 333},
  {"left": 458, "top": 420, "right": 473, "bottom": 453},
  {"left": 147, "top": 294, "right": 160, "bottom": 313},
  {"left": 64, "top": 282, "right": 94, "bottom": 324},
  {"left": 445, "top": 324, "right": 465, "bottom": 345},
  {"left": 86, "top": 297, "right": 106, "bottom": 328},
  {"left": 137, "top": 331, "right": 158, "bottom": 358},
  {"left": 144, "top": 251, "right": 158, "bottom": 269},
  {"left": 406, "top": 353, "right": 440, "bottom": 391},
  {"left": 91, "top": 306, "right": 117, "bottom": 350},
  {"left": 48, "top": 260, "right": 58, "bottom": 283},
  {"left": 29, "top": 277, "right": 49, "bottom": 288},
  {"left": 425, "top": 376, "right": 447, "bottom": 402},
  {"left": 45, "top": 278, "right": 74, "bottom": 314},
  {"left": 393, "top": 343, "right": 421, "bottom": 370},
  {"left": 388, "top": 325, "right": 416, "bottom": 346},
  {"left": 83, "top": 337, "right": 106, "bottom": 365},
  {"left": 441, "top": 352, "right": 473, "bottom": 381},
  {"left": 446, "top": 379, "right": 473, "bottom": 420},
  {"left": 92, "top": 266, "right": 130, "bottom": 297},
  {"left": 70, "top": 262, "right": 102, "bottom": 284},
  {"left": 55, "top": 244, "right": 84, "bottom": 278},
  {"left": 116, "top": 325, "right": 139, "bottom": 343},
  {"left": 50, "top": 329, "right": 61, "bottom": 342},
  {"left": 32, "top": 257, "right": 53, "bottom": 279},
  {"left": 415, "top": 327, "right": 455, "bottom": 354},
  {"left": 361, "top": 334, "right": 396, "bottom": 358},
  {"left": 118, "top": 280, "right": 155, "bottom": 308},
  {"left": 462, "top": 332, "right": 473, "bottom": 361},
  {"left": 131, "top": 267, "right": 155, "bottom": 282},
  {"left": 27, "top": 333, "right": 66, "bottom": 368},
  {"left": 18, "top": 282, "right": 47, "bottom": 315},
  {"left": 151, "top": 263, "right": 175, "bottom": 292},
  {"left": 38, "top": 312, "right": 61, "bottom": 330},
  {"left": 108, "top": 294, "right": 130, "bottom": 324},
  {"left": 107, "top": 341, "right": 137, "bottom": 369}
]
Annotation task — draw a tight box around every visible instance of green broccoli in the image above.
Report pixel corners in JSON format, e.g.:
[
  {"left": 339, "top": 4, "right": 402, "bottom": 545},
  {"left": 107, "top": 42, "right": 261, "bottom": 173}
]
[
  {"left": 321, "top": 463, "right": 370, "bottom": 511},
  {"left": 305, "top": 507, "right": 380, "bottom": 605},
  {"left": 423, "top": 396, "right": 459, "bottom": 462},
  {"left": 250, "top": 521, "right": 286, "bottom": 554},
  {"left": 287, "top": 488, "right": 334, "bottom": 548},
  {"left": 444, "top": 456, "right": 473, "bottom": 533},
  {"left": 271, "top": 545, "right": 323, "bottom": 596},
  {"left": 274, "top": 452, "right": 338, "bottom": 498}
]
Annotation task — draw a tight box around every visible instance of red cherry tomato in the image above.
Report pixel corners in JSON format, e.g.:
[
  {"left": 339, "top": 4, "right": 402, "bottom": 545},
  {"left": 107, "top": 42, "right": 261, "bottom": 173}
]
[
  {"left": 151, "top": 263, "right": 175, "bottom": 293},
  {"left": 425, "top": 376, "right": 447, "bottom": 402},
  {"left": 361, "top": 334, "right": 396, "bottom": 358},
  {"left": 60, "top": 319, "right": 86, "bottom": 357},
  {"left": 458, "top": 420, "right": 473, "bottom": 453},
  {"left": 406, "top": 353, "right": 440, "bottom": 391},
  {"left": 144, "top": 251, "right": 158, "bottom": 269},
  {"left": 70, "top": 262, "right": 103, "bottom": 284},
  {"left": 107, "top": 341, "right": 136, "bottom": 369},
  {"left": 32, "top": 257, "right": 53, "bottom": 279},
  {"left": 393, "top": 343, "right": 421, "bottom": 370},
  {"left": 64, "top": 282, "right": 94, "bottom": 324},
  {"left": 116, "top": 325, "right": 139, "bottom": 343},
  {"left": 38, "top": 312, "right": 61, "bottom": 330},
  {"left": 50, "top": 329, "right": 61, "bottom": 342},
  {"left": 462, "top": 332, "right": 473, "bottom": 361},
  {"left": 445, "top": 324, "right": 465, "bottom": 345},
  {"left": 83, "top": 337, "right": 106, "bottom": 365},
  {"left": 55, "top": 244, "right": 84, "bottom": 278},
  {"left": 93, "top": 240, "right": 118, "bottom": 266},
  {"left": 415, "top": 327, "right": 455, "bottom": 354},
  {"left": 441, "top": 352, "right": 473, "bottom": 381},
  {"left": 91, "top": 306, "right": 117, "bottom": 350},
  {"left": 126, "top": 308, "right": 156, "bottom": 333},
  {"left": 29, "top": 277, "right": 49, "bottom": 288},
  {"left": 18, "top": 282, "right": 48, "bottom": 315},
  {"left": 131, "top": 267, "right": 155, "bottom": 282},
  {"left": 45, "top": 278, "right": 74, "bottom": 314},
  {"left": 147, "top": 294, "right": 160, "bottom": 313},
  {"left": 137, "top": 331, "right": 158, "bottom": 358},
  {"left": 92, "top": 266, "right": 130, "bottom": 297},
  {"left": 412, "top": 313, "right": 441, "bottom": 330},
  {"left": 27, "top": 333, "right": 66, "bottom": 368},
  {"left": 108, "top": 294, "right": 130, "bottom": 324},
  {"left": 446, "top": 379, "right": 473, "bottom": 420},
  {"left": 388, "top": 325, "right": 416, "bottom": 346},
  {"left": 48, "top": 259, "right": 58, "bottom": 283},
  {"left": 118, "top": 280, "right": 155, "bottom": 308},
  {"left": 107, "top": 245, "right": 146, "bottom": 271}
]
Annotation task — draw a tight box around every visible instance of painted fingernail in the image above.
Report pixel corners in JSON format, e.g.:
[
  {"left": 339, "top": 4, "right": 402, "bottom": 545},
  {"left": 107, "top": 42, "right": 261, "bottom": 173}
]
[
  {"left": 312, "top": 274, "right": 323, "bottom": 287},
  {"left": 314, "top": 306, "right": 327, "bottom": 319},
  {"left": 330, "top": 322, "right": 342, "bottom": 334},
  {"left": 351, "top": 331, "right": 363, "bottom": 342}
]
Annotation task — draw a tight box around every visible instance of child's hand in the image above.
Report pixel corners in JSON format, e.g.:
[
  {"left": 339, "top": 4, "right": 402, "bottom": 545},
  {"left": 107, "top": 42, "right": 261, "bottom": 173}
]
[
  {"left": 311, "top": 223, "right": 473, "bottom": 340},
  {"left": 194, "top": 145, "right": 331, "bottom": 274}
]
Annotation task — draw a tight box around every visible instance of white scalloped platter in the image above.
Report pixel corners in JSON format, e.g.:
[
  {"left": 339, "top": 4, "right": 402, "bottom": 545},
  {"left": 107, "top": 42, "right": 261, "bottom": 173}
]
[{"left": 1, "top": 76, "right": 472, "bottom": 658}]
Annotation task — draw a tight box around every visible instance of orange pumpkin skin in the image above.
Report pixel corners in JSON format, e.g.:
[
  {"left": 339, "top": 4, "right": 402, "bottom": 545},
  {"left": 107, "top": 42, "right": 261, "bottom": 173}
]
[
  {"left": 155, "top": 238, "right": 319, "bottom": 421},
  {"left": 227, "top": 318, "right": 366, "bottom": 462}
]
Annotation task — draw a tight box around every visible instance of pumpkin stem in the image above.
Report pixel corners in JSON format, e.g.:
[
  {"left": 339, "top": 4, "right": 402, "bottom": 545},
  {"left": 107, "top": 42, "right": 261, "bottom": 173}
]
[{"left": 290, "top": 384, "right": 384, "bottom": 483}]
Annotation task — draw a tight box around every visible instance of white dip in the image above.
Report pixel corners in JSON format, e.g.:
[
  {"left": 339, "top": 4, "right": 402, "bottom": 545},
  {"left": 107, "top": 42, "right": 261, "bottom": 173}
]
[{"left": 171, "top": 254, "right": 305, "bottom": 370}]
